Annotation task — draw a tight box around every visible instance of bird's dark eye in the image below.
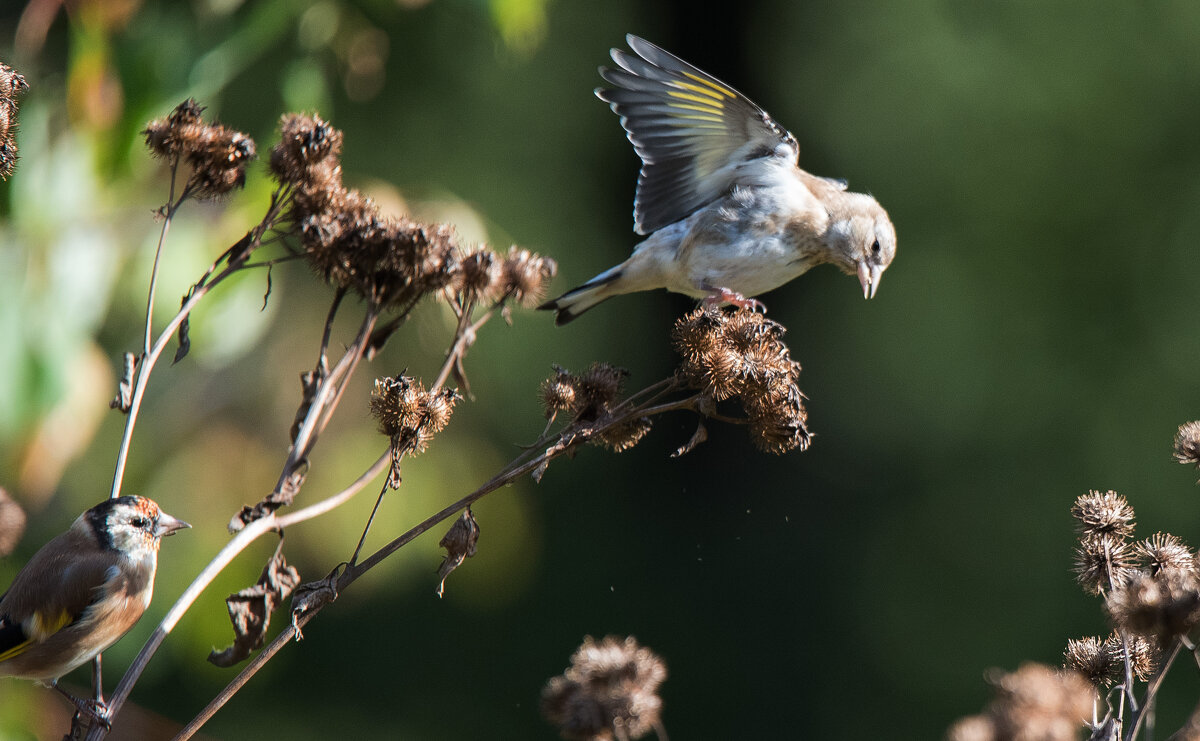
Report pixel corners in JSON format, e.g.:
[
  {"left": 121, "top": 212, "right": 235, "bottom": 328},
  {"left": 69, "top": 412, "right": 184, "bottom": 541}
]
[
  {"left": 130, "top": 516, "right": 148, "bottom": 529},
  {"left": 871, "top": 239, "right": 881, "bottom": 254}
]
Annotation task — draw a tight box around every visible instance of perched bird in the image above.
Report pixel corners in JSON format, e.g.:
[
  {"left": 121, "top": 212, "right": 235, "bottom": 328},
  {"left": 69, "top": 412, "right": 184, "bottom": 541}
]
[
  {"left": 0, "top": 496, "right": 189, "bottom": 714},
  {"left": 540, "top": 35, "right": 897, "bottom": 325}
]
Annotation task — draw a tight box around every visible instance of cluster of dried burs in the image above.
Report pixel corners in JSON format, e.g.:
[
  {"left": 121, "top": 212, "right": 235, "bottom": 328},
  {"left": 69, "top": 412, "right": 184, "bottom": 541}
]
[
  {"left": 947, "top": 421, "right": 1200, "bottom": 741},
  {"left": 0, "top": 62, "right": 28, "bottom": 180},
  {"left": 0, "top": 84, "right": 824, "bottom": 740}
]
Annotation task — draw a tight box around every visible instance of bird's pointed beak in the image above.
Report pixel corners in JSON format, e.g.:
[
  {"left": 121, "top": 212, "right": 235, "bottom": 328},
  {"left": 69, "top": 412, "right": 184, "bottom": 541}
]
[
  {"left": 857, "top": 262, "right": 882, "bottom": 299},
  {"left": 155, "top": 512, "right": 191, "bottom": 537}
]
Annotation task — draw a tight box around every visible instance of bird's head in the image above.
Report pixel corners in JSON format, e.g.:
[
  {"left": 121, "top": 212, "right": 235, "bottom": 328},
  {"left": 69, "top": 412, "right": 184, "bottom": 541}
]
[
  {"left": 85, "top": 496, "right": 190, "bottom": 563},
  {"left": 826, "top": 194, "right": 896, "bottom": 299}
]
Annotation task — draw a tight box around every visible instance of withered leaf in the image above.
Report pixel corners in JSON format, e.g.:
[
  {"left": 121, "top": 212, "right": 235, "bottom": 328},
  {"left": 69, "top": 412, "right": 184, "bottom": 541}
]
[
  {"left": 173, "top": 291, "right": 193, "bottom": 364},
  {"left": 208, "top": 547, "right": 301, "bottom": 667},
  {"left": 110, "top": 352, "right": 137, "bottom": 412},
  {"left": 436, "top": 509, "right": 480, "bottom": 598},
  {"left": 671, "top": 421, "right": 708, "bottom": 458}
]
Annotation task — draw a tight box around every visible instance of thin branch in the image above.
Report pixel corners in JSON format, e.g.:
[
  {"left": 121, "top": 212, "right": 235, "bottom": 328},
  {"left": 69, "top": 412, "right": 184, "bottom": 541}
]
[{"left": 1127, "top": 639, "right": 1184, "bottom": 741}]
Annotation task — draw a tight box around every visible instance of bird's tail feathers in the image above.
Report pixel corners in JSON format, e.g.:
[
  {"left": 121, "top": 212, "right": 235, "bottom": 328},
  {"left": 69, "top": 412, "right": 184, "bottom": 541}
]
[{"left": 538, "top": 266, "right": 624, "bottom": 325}]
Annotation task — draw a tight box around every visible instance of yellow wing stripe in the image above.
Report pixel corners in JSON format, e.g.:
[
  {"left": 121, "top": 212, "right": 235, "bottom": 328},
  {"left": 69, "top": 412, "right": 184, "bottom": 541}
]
[
  {"left": 670, "top": 80, "right": 728, "bottom": 101},
  {"left": 681, "top": 72, "right": 736, "bottom": 99},
  {"left": 667, "top": 102, "right": 725, "bottom": 116},
  {"left": 0, "top": 640, "right": 30, "bottom": 662},
  {"left": 0, "top": 609, "right": 74, "bottom": 660},
  {"left": 666, "top": 90, "right": 726, "bottom": 108},
  {"left": 32, "top": 610, "right": 72, "bottom": 640},
  {"left": 670, "top": 114, "right": 725, "bottom": 125}
]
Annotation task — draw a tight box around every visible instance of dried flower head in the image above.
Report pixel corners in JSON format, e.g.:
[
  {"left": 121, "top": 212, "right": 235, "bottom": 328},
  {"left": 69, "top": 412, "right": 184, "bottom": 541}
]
[
  {"left": 1070, "top": 490, "right": 1135, "bottom": 539},
  {"left": 572, "top": 362, "right": 628, "bottom": 421},
  {"left": 540, "top": 366, "right": 579, "bottom": 419},
  {"left": 1104, "top": 633, "right": 1158, "bottom": 681},
  {"left": 1074, "top": 534, "right": 1138, "bottom": 595},
  {"left": 143, "top": 99, "right": 256, "bottom": 198},
  {"left": 1136, "top": 532, "right": 1195, "bottom": 576},
  {"left": 0, "top": 62, "right": 29, "bottom": 180},
  {"left": 952, "top": 663, "right": 1094, "bottom": 741},
  {"left": 369, "top": 376, "right": 459, "bottom": 455},
  {"left": 672, "top": 307, "right": 810, "bottom": 454},
  {"left": 452, "top": 245, "right": 504, "bottom": 302},
  {"left": 597, "top": 417, "right": 653, "bottom": 453},
  {"left": 1063, "top": 636, "right": 1118, "bottom": 688},
  {"left": 1174, "top": 421, "right": 1200, "bottom": 467},
  {"left": 501, "top": 246, "right": 557, "bottom": 307},
  {"left": 541, "top": 636, "right": 666, "bottom": 741},
  {"left": 1106, "top": 569, "right": 1200, "bottom": 640}
]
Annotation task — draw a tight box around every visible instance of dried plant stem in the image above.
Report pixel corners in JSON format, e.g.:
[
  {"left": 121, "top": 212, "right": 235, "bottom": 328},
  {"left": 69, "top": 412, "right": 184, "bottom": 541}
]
[
  {"left": 279, "top": 304, "right": 379, "bottom": 492},
  {"left": 85, "top": 451, "right": 391, "bottom": 741},
  {"left": 168, "top": 374, "right": 704, "bottom": 737},
  {"left": 109, "top": 261, "right": 234, "bottom": 500},
  {"left": 1126, "top": 640, "right": 1183, "bottom": 741},
  {"left": 109, "top": 192, "right": 289, "bottom": 501}
]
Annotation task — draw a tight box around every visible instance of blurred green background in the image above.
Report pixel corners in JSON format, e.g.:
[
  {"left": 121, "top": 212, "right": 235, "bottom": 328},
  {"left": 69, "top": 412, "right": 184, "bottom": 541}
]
[{"left": 2, "top": 0, "right": 1199, "bottom": 738}]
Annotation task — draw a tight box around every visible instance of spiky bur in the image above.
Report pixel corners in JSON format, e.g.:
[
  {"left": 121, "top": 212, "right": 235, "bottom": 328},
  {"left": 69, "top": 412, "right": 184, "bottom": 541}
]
[
  {"left": 0, "top": 62, "right": 28, "bottom": 179},
  {"left": 541, "top": 636, "right": 667, "bottom": 741},
  {"left": 1071, "top": 490, "right": 1138, "bottom": 595},
  {"left": 944, "top": 663, "right": 1094, "bottom": 741},
  {"left": 672, "top": 307, "right": 810, "bottom": 454},
  {"left": 269, "top": 113, "right": 555, "bottom": 311},
  {"left": 143, "top": 99, "right": 256, "bottom": 199},
  {"left": 536, "top": 362, "right": 652, "bottom": 453},
  {"left": 1063, "top": 634, "right": 1157, "bottom": 688},
  {"left": 1174, "top": 420, "right": 1200, "bottom": 468},
  {"left": 370, "top": 375, "right": 459, "bottom": 456}
]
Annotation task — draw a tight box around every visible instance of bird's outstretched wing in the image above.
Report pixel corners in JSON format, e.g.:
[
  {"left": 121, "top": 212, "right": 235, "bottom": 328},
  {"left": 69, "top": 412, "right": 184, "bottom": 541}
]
[{"left": 597, "top": 34, "right": 799, "bottom": 235}]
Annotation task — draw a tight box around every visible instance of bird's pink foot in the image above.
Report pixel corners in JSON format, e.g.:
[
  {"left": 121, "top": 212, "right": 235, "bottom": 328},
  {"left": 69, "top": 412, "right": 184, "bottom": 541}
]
[{"left": 702, "top": 287, "right": 767, "bottom": 313}]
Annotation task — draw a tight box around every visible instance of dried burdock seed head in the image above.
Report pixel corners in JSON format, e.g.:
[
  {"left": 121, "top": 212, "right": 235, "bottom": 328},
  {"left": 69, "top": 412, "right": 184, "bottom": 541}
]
[
  {"left": 369, "top": 376, "right": 459, "bottom": 455},
  {"left": 540, "top": 366, "right": 579, "bottom": 419},
  {"left": 541, "top": 635, "right": 666, "bottom": 741},
  {"left": 453, "top": 245, "right": 503, "bottom": 302},
  {"left": 1136, "top": 532, "right": 1195, "bottom": 576},
  {"left": 143, "top": 98, "right": 204, "bottom": 158},
  {"left": 371, "top": 375, "right": 428, "bottom": 436},
  {"left": 597, "top": 417, "right": 653, "bottom": 453},
  {"left": 670, "top": 306, "right": 726, "bottom": 361},
  {"left": 186, "top": 127, "right": 257, "bottom": 199},
  {"left": 1103, "top": 633, "right": 1158, "bottom": 681},
  {"left": 1107, "top": 569, "right": 1200, "bottom": 640},
  {"left": 501, "top": 246, "right": 557, "bottom": 307},
  {"left": 1063, "top": 636, "right": 1118, "bottom": 688},
  {"left": 1070, "top": 490, "right": 1135, "bottom": 539},
  {"left": 1174, "top": 421, "right": 1200, "bottom": 467},
  {"left": 576, "top": 362, "right": 628, "bottom": 414},
  {"left": 983, "top": 663, "right": 1094, "bottom": 741},
  {"left": 270, "top": 112, "right": 343, "bottom": 185},
  {"left": 1074, "top": 534, "right": 1138, "bottom": 595},
  {"left": 747, "top": 402, "right": 811, "bottom": 455},
  {"left": 143, "top": 99, "right": 256, "bottom": 198},
  {"left": 0, "top": 62, "right": 28, "bottom": 181}
]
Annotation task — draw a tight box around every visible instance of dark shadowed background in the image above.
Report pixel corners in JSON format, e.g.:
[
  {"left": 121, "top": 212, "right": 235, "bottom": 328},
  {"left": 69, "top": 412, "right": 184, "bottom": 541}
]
[{"left": 2, "top": 0, "right": 1199, "bottom": 738}]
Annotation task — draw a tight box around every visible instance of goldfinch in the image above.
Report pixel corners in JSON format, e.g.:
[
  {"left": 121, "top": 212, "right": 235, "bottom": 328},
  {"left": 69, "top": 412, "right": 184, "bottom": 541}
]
[
  {"left": 0, "top": 496, "right": 189, "bottom": 712},
  {"left": 540, "top": 34, "right": 897, "bottom": 325}
]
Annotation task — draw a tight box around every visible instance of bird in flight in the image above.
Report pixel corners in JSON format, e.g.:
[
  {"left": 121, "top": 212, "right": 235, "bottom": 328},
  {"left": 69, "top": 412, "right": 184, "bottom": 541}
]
[{"left": 540, "top": 34, "right": 896, "bottom": 325}]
